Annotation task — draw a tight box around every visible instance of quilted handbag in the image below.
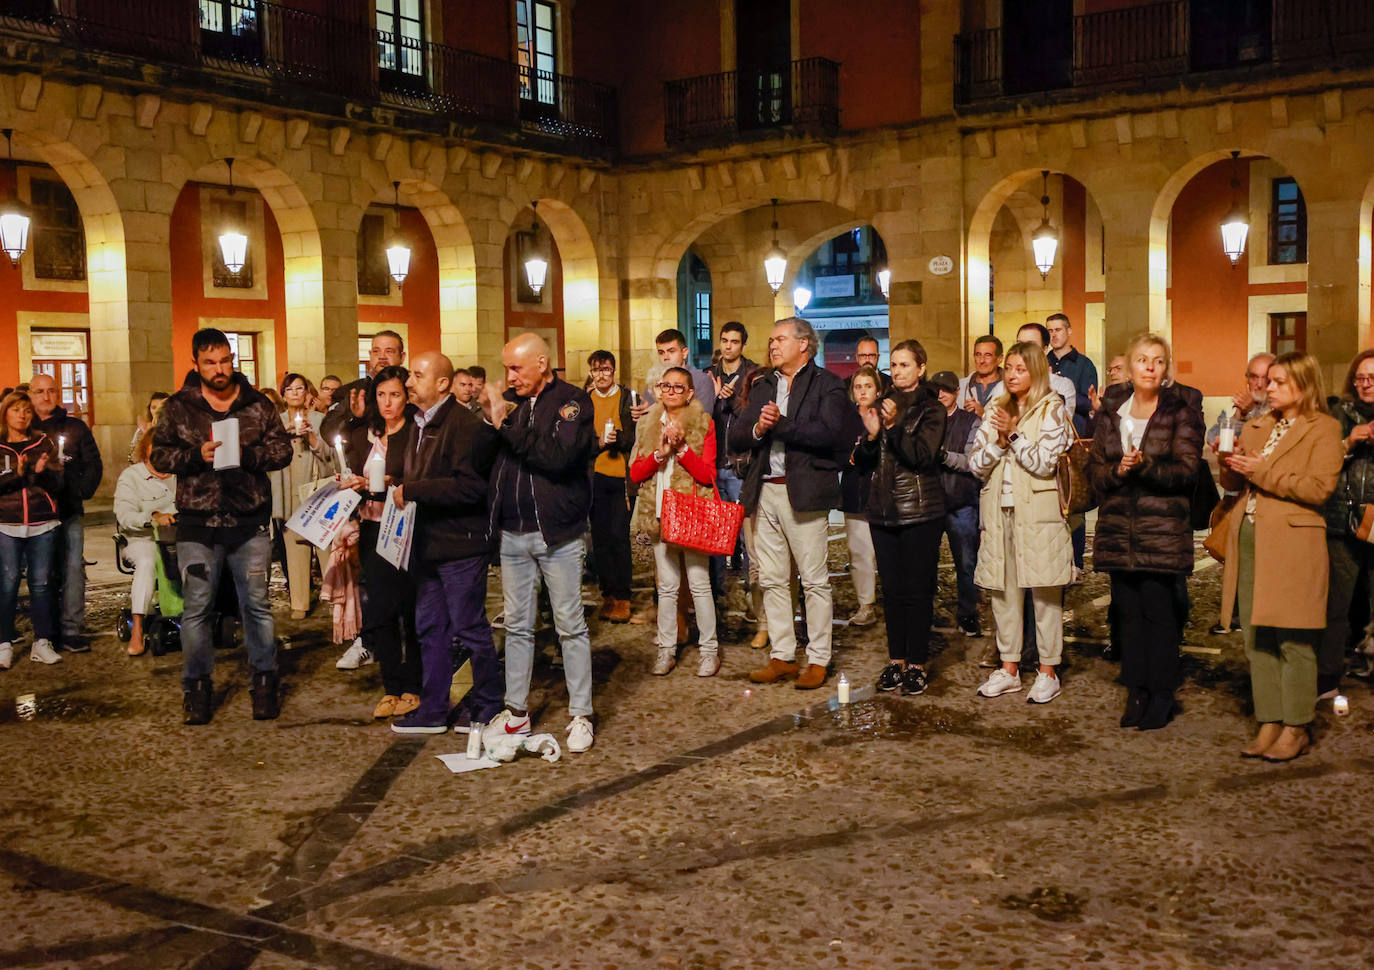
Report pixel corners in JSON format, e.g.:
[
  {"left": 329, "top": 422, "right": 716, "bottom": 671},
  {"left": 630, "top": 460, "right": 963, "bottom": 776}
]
[
  {"left": 1055, "top": 433, "right": 1095, "bottom": 518},
  {"left": 660, "top": 487, "right": 745, "bottom": 556}
]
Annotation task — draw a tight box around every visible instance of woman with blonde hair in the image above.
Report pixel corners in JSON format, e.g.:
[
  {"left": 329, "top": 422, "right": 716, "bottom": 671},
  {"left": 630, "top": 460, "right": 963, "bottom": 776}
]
[
  {"left": 270, "top": 371, "right": 333, "bottom": 619},
  {"left": 114, "top": 427, "right": 177, "bottom": 657},
  {"left": 1086, "top": 333, "right": 1203, "bottom": 730},
  {"left": 968, "top": 341, "right": 1074, "bottom": 704},
  {"left": 1221, "top": 351, "right": 1343, "bottom": 761}
]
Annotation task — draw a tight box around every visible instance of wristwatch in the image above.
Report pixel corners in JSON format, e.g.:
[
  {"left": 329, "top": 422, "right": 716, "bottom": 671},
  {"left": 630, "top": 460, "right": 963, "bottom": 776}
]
[{"left": 1007, "top": 432, "right": 1020, "bottom": 444}]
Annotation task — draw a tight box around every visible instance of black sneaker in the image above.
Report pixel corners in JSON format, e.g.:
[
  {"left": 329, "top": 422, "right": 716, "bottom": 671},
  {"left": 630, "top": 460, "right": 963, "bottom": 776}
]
[
  {"left": 1208, "top": 621, "right": 1241, "bottom": 635},
  {"left": 900, "top": 666, "right": 929, "bottom": 696},
  {"left": 958, "top": 616, "right": 982, "bottom": 638},
  {"left": 61, "top": 635, "right": 91, "bottom": 654},
  {"left": 876, "top": 661, "right": 904, "bottom": 692}
]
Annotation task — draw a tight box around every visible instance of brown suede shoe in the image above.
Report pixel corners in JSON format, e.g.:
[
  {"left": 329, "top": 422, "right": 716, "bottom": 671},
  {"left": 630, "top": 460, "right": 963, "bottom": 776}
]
[
  {"left": 750, "top": 630, "right": 769, "bottom": 649},
  {"left": 749, "top": 658, "right": 799, "bottom": 684},
  {"left": 606, "top": 599, "right": 632, "bottom": 623},
  {"left": 794, "top": 663, "right": 827, "bottom": 690},
  {"left": 597, "top": 596, "right": 613, "bottom": 620},
  {"left": 1241, "top": 722, "right": 1283, "bottom": 758},
  {"left": 1261, "top": 724, "right": 1311, "bottom": 762}
]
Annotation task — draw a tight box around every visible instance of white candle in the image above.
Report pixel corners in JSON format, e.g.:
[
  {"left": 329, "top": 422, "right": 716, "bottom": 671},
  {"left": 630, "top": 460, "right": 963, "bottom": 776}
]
[
  {"left": 334, "top": 436, "right": 350, "bottom": 477},
  {"left": 293, "top": 411, "right": 304, "bottom": 435},
  {"left": 466, "top": 724, "right": 484, "bottom": 759},
  {"left": 366, "top": 450, "right": 385, "bottom": 493},
  {"left": 57, "top": 435, "right": 65, "bottom": 462},
  {"left": 2, "top": 453, "right": 9, "bottom": 473},
  {"left": 1218, "top": 426, "right": 1235, "bottom": 453},
  {"left": 837, "top": 672, "right": 850, "bottom": 705},
  {"left": 603, "top": 419, "right": 615, "bottom": 444}
]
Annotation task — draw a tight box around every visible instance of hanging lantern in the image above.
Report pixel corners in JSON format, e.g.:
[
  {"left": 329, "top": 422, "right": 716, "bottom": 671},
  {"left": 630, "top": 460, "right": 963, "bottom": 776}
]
[
  {"left": 1031, "top": 170, "right": 1058, "bottom": 281},
  {"left": 0, "top": 129, "right": 28, "bottom": 268},
  {"left": 217, "top": 157, "right": 248, "bottom": 275},
  {"left": 1220, "top": 151, "right": 1249, "bottom": 267},
  {"left": 875, "top": 267, "right": 891, "bottom": 300},
  {"left": 386, "top": 180, "right": 411, "bottom": 287},
  {"left": 523, "top": 200, "right": 548, "bottom": 297},
  {"left": 793, "top": 285, "right": 811, "bottom": 312},
  {"left": 763, "top": 198, "right": 787, "bottom": 295}
]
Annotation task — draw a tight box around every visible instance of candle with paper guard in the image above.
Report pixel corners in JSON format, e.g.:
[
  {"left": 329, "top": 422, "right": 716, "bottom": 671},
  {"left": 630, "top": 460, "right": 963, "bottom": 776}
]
[
  {"left": 1334, "top": 694, "right": 1349, "bottom": 716},
  {"left": 334, "top": 436, "right": 350, "bottom": 476}
]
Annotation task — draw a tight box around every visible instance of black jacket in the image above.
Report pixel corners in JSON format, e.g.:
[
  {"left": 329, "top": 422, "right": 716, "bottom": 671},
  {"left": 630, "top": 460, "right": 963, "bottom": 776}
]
[
  {"left": 0, "top": 433, "right": 62, "bottom": 526},
  {"left": 855, "top": 383, "right": 947, "bottom": 527},
  {"left": 711, "top": 356, "right": 759, "bottom": 466},
  {"left": 1324, "top": 397, "right": 1374, "bottom": 535},
  {"left": 402, "top": 396, "right": 496, "bottom": 563},
  {"left": 150, "top": 372, "right": 293, "bottom": 531},
  {"left": 839, "top": 405, "right": 870, "bottom": 515},
  {"left": 730, "top": 360, "right": 852, "bottom": 514},
  {"left": 940, "top": 405, "right": 982, "bottom": 511},
  {"left": 1086, "top": 384, "right": 1203, "bottom": 574},
  {"left": 487, "top": 375, "right": 596, "bottom": 546},
  {"left": 32, "top": 406, "right": 101, "bottom": 517}
]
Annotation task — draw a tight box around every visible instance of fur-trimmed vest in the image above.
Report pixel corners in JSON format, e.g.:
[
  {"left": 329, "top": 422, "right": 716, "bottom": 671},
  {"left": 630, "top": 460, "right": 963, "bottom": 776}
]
[{"left": 630, "top": 399, "right": 714, "bottom": 544}]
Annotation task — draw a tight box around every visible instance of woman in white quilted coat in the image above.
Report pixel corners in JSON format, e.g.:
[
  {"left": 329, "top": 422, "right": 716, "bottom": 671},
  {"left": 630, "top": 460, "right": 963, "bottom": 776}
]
[{"left": 967, "top": 342, "right": 1074, "bottom": 705}]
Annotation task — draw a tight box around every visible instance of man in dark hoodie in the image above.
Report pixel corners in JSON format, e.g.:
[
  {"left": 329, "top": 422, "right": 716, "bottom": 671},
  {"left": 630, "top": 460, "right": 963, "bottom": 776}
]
[
  {"left": 151, "top": 328, "right": 293, "bottom": 725},
  {"left": 478, "top": 332, "right": 598, "bottom": 754},
  {"left": 29, "top": 373, "right": 102, "bottom": 653}
]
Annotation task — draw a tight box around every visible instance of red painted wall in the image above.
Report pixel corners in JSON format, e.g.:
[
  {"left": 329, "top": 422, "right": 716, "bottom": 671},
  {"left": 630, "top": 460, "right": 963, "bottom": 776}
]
[
  {"left": 1170, "top": 160, "right": 1250, "bottom": 395},
  {"left": 799, "top": 0, "right": 921, "bottom": 130},
  {"left": 0, "top": 165, "right": 91, "bottom": 388},
  {"left": 612, "top": 0, "right": 723, "bottom": 156},
  {"left": 358, "top": 208, "right": 442, "bottom": 357},
  {"left": 503, "top": 232, "right": 565, "bottom": 368},
  {"left": 451, "top": 0, "right": 511, "bottom": 58},
  {"left": 1061, "top": 177, "right": 1087, "bottom": 335},
  {"left": 169, "top": 186, "right": 288, "bottom": 385}
]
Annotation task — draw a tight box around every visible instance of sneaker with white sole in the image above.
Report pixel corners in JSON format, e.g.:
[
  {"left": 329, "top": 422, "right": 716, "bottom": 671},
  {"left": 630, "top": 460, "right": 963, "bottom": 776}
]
[
  {"left": 651, "top": 647, "right": 677, "bottom": 675},
  {"left": 566, "top": 716, "right": 595, "bottom": 753},
  {"left": 977, "top": 667, "right": 1021, "bottom": 697},
  {"left": 697, "top": 650, "right": 720, "bottom": 677},
  {"left": 0, "top": 642, "right": 11, "bottom": 670},
  {"left": 482, "top": 708, "right": 532, "bottom": 748},
  {"left": 29, "top": 639, "right": 61, "bottom": 665},
  {"left": 336, "top": 638, "right": 374, "bottom": 670},
  {"left": 1026, "top": 671, "right": 1061, "bottom": 704},
  {"left": 848, "top": 604, "right": 877, "bottom": 627}
]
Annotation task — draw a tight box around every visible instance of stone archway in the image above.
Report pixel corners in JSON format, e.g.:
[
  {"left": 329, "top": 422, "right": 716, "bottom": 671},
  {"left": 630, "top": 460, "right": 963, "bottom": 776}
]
[{"left": 528, "top": 197, "right": 603, "bottom": 385}]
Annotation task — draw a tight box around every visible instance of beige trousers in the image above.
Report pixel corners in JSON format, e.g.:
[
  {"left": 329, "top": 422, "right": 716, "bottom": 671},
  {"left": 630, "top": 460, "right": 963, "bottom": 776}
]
[{"left": 754, "top": 482, "right": 832, "bottom": 667}]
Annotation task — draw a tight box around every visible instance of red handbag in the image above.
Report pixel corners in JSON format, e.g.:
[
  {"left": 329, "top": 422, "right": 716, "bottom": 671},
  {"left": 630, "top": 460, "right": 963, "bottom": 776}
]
[{"left": 660, "top": 487, "right": 745, "bottom": 555}]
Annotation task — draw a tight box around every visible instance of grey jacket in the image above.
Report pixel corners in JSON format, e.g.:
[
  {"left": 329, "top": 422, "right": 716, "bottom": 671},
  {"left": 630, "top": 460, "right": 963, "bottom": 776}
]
[{"left": 113, "top": 463, "right": 177, "bottom": 539}]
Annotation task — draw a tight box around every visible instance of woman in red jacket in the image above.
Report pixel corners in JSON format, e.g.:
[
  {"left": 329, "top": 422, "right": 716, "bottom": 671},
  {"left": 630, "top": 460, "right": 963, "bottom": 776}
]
[
  {"left": 629, "top": 366, "right": 720, "bottom": 677},
  {"left": 0, "top": 390, "right": 64, "bottom": 668}
]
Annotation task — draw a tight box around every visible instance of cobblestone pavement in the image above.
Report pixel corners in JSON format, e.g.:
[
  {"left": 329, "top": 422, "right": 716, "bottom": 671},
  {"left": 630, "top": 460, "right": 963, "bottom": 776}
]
[{"left": 2, "top": 520, "right": 1373, "bottom": 969}]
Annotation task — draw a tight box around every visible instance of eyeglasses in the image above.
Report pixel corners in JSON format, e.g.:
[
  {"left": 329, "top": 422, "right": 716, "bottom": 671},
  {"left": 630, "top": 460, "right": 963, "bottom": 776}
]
[
  {"left": 656, "top": 383, "right": 689, "bottom": 394},
  {"left": 590, "top": 365, "right": 615, "bottom": 373},
  {"left": 1354, "top": 376, "right": 1374, "bottom": 386},
  {"left": 1245, "top": 372, "right": 1266, "bottom": 381}
]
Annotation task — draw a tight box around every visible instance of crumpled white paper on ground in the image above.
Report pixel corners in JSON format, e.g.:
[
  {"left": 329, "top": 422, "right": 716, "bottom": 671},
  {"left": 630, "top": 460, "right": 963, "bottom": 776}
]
[{"left": 434, "top": 733, "right": 562, "bottom": 774}]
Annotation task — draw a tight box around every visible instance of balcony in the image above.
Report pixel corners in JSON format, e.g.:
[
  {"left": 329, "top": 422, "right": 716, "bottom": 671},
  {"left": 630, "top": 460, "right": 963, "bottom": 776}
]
[
  {"left": 955, "top": 0, "right": 1374, "bottom": 109},
  {"left": 664, "top": 57, "right": 839, "bottom": 146},
  {"left": 0, "top": 0, "right": 618, "bottom": 155}
]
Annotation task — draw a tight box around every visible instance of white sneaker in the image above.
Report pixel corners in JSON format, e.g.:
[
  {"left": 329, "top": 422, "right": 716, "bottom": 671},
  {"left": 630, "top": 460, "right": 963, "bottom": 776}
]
[
  {"left": 29, "top": 639, "right": 61, "bottom": 665},
  {"left": 977, "top": 667, "right": 1021, "bottom": 697},
  {"left": 651, "top": 648, "right": 677, "bottom": 676},
  {"left": 0, "top": 642, "right": 11, "bottom": 670},
  {"left": 1026, "top": 671, "right": 1061, "bottom": 704},
  {"left": 697, "top": 650, "right": 720, "bottom": 677},
  {"left": 566, "top": 716, "right": 595, "bottom": 753},
  {"left": 336, "top": 638, "right": 374, "bottom": 670},
  {"left": 482, "top": 708, "right": 532, "bottom": 749}
]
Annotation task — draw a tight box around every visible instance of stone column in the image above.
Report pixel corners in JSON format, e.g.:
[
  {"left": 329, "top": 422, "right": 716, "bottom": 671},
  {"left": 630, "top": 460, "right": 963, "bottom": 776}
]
[{"left": 1304, "top": 197, "right": 1361, "bottom": 379}]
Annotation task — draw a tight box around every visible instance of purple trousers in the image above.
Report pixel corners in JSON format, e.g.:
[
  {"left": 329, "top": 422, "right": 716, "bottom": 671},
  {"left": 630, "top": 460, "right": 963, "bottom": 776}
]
[{"left": 412, "top": 553, "right": 502, "bottom": 723}]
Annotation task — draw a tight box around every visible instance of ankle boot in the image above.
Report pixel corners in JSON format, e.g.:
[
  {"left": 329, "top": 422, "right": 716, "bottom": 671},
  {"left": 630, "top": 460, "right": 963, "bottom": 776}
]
[
  {"left": 251, "top": 670, "right": 281, "bottom": 721},
  {"left": 1241, "top": 721, "right": 1283, "bottom": 758},
  {"left": 1137, "top": 690, "right": 1176, "bottom": 731},
  {"left": 1261, "top": 724, "right": 1311, "bottom": 762},
  {"left": 183, "top": 677, "right": 213, "bottom": 726},
  {"left": 1119, "top": 688, "right": 1148, "bottom": 728}
]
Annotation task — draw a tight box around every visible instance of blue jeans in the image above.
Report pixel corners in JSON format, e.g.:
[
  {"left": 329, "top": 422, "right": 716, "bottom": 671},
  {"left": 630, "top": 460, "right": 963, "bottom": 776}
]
[
  {"left": 500, "top": 532, "right": 593, "bottom": 718},
  {"left": 710, "top": 466, "right": 746, "bottom": 593},
  {"left": 944, "top": 505, "right": 980, "bottom": 623},
  {"left": 177, "top": 531, "right": 276, "bottom": 684},
  {"left": 413, "top": 553, "right": 501, "bottom": 723},
  {"left": 0, "top": 528, "right": 58, "bottom": 643},
  {"left": 53, "top": 514, "right": 85, "bottom": 639}
]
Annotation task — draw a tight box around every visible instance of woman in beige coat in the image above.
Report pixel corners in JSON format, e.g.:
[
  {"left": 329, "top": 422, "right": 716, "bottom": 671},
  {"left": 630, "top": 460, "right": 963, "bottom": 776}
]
[
  {"left": 270, "top": 372, "right": 334, "bottom": 618},
  {"left": 968, "top": 342, "right": 1074, "bottom": 705},
  {"left": 1220, "top": 352, "right": 1344, "bottom": 762}
]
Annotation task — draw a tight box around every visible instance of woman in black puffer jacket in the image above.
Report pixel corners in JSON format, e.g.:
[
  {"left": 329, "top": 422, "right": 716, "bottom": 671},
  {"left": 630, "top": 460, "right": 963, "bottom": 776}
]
[
  {"left": 1320, "top": 348, "right": 1374, "bottom": 690},
  {"left": 1087, "top": 333, "right": 1203, "bottom": 731},
  {"left": 855, "top": 339, "right": 946, "bottom": 697}
]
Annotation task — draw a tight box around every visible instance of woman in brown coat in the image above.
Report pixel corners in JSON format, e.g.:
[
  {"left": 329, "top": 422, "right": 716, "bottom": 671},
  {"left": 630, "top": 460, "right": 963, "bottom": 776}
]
[{"left": 1220, "top": 352, "right": 1344, "bottom": 762}]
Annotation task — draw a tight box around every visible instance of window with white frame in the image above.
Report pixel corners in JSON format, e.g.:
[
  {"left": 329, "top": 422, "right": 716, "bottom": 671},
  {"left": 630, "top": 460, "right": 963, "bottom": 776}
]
[{"left": 516, "top": 0, "right": 557, "bottom": 105}]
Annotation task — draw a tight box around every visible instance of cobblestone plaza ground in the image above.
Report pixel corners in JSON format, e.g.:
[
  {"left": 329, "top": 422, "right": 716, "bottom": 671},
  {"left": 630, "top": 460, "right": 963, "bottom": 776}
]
[{"left": 1, "top": 522, "right": 1373, "bottom": 969}]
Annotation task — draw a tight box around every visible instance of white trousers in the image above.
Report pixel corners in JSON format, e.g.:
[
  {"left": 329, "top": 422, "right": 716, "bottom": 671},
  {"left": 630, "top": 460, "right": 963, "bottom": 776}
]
[
  {"left": 844, "top": 513, "right": 876, "bottom": 606},
  {"left": 989, "top": 509, "right": 1063, "bottom": 666},
  {"left": 654, "top": 541, "right": 717, "bottom": 653},
  {"left": 754, "top": 482, "right": 832, "bottom": 666},
  {"left": 122, "top": 536, "right": 158, "bottom": 615}
]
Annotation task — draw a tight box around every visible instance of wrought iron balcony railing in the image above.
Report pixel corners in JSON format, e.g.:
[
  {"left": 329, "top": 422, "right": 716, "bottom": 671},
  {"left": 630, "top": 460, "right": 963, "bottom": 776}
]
[
  {"left": 664, "top": 57, "right": 840, "bottom": 145},
  {"left": 0, "top": 0, "right": 617, "bottom": 152},
  {"left": 955, "top": 0, "right": 1374, "bottom": 108}
]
